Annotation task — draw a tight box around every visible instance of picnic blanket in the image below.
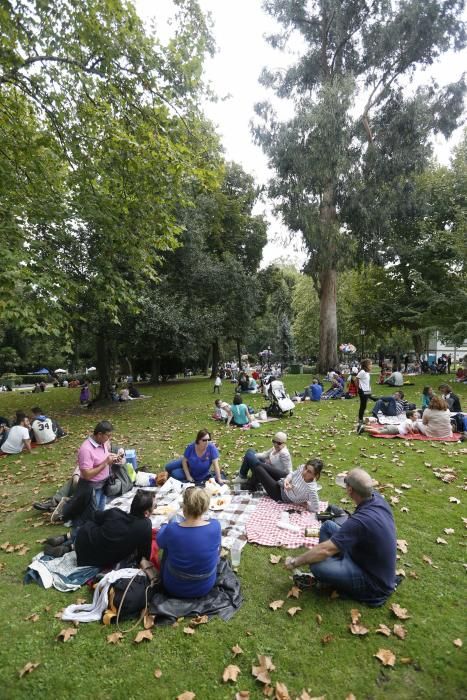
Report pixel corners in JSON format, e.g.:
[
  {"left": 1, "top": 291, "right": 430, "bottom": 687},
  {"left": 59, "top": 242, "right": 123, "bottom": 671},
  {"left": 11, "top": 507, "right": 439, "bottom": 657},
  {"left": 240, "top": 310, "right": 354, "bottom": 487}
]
[
  {"left": 106, "top": 481, "right": 260, "bottom": 554},
  {"left": 370, "top": 430, "right": 461, "bottom": 441},
  {"left": 148, "top": 558, "right": 243, "bottom": 624},
  {"left": 245, "top": 497, "right": 328, "bottom": 549},
  {"left": 24, "top": 550, "right": 100, "bottom": 592}
]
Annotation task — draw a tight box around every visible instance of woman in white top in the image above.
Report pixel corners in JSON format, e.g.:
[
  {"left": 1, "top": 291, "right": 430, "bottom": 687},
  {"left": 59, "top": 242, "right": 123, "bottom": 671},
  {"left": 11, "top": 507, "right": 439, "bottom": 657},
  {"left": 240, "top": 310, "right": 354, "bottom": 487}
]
[
  {"left": 416, "top": 396, "right": 453, "bottom": 438},
  {"left": 356, "top": 359, "right": 373, "bottom": 424},
  {"left": 236, "top": 431, "right": 292, "bottom": 487}
]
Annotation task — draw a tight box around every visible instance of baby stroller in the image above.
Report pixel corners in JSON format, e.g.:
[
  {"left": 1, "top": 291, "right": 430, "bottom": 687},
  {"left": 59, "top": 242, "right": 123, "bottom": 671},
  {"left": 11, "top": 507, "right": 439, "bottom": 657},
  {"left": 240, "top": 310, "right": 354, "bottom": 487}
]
[{"left": 264, "top": 379, "right": 295, "bottom": 417}]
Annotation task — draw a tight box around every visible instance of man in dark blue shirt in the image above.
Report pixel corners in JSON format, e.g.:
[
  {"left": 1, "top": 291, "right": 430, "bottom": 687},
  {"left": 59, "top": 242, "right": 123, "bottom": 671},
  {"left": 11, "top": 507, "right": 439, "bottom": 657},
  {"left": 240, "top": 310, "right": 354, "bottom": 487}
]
[{"left": 285, "top": 468, "right": 397, "bottom": 606}]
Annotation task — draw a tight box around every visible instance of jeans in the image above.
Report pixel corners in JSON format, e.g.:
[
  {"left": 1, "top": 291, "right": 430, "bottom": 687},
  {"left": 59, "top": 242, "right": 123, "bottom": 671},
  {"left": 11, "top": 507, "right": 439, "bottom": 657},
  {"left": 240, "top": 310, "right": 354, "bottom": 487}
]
[
  {"left": 164, "top": 458, "right": 223, "bottom": 484},
  {"left": 372, "top": 396, "right": 397, "bottom": 418},
  {"left": 239, "top": 449, "right": 260, "bottom": 478},
  {"left": 309, "top": 521, "right": 388, "bottom": 607},
  {"left": 250, "top": 462, "right": 284, "bottom": 500}
]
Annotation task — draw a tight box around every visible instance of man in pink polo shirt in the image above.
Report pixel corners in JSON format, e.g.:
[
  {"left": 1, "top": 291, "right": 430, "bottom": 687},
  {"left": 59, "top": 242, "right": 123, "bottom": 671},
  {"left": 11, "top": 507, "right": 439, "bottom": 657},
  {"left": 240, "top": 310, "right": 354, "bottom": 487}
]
[
  {"left": 78, "top": 420, "right": 115, "bottom": 506},
  {"left": 51, "top": 421, "right": 119, "bottom": 526}
]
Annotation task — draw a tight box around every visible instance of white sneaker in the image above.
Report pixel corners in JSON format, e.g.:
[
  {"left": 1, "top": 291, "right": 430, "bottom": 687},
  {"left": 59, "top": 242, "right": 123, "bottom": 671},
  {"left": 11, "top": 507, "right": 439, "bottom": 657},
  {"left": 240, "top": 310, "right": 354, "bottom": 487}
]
[{"left": 232, "top": 474, "right": 248, "bottom": 484}]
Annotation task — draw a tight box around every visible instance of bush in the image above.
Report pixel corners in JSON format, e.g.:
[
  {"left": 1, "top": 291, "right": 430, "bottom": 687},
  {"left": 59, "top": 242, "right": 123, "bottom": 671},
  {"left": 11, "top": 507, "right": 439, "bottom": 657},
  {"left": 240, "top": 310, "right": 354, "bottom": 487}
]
[
  {"left": 302, "top": 365, "right": 317, "bottom": 374},
  {"left": 21, "top": 374, "right": 51, "bottom": 384},
  {"left": 1, "top": 373, "right": 23, "bottom": 386}
]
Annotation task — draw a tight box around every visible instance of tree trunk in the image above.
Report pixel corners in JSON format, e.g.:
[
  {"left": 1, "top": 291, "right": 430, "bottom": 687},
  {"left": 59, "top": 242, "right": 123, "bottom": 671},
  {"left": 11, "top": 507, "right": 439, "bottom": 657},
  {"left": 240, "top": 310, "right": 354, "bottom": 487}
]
[
  {"left": 316, "top": 182, "right": 338, "bottom": 373},
  {"left": 151, "top": 356, "right": 160, "bottom": 384},
  {"left": 412, "top": 332, "right": 424, "bottom": 357},
  {"left": 236, "top": 339, "right": 242, "bottom": 371},
  {"left": 96, "top": 330, "right": 114, "bottom": 402},
  {"left": 204, "top": 346, "right": 212, "bottom": 376},
  {"left": 210, "top": 339, "right": 220, "bottom": 378},
  {"left": 124, "top": 356, "right": 133, "bottom": 377},
  {"left": 317, "top": 268, "right": 338, "bottom": 372}
]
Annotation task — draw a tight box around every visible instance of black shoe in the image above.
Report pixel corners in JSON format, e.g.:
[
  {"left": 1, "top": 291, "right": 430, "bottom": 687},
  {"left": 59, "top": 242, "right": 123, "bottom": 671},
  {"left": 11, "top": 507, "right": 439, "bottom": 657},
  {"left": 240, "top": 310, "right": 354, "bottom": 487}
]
[
  {"left": 394, "top": 574, "right": 404, "bottom": 588},
  {"left": 357, "top": 423, "right": 365, "bottom": 435},
  {"left": 293, "top": 572, "right": 316, "bottom": 590},
  {"left": 45, "top": 533, "right": 69, "bottom": 547},
  {"left": 33, "top": 499, "right": 54, "bottom": 512},
  {"left": 44, "top": 542, "right": 73, "bottom": 558}
]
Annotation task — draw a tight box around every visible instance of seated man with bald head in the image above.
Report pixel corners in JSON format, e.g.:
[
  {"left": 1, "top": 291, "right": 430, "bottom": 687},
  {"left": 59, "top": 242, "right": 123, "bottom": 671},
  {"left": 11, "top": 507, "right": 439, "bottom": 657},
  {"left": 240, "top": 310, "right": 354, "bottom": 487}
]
[{"left": 286, "top": 468, "right": 397, "bottom": 606}]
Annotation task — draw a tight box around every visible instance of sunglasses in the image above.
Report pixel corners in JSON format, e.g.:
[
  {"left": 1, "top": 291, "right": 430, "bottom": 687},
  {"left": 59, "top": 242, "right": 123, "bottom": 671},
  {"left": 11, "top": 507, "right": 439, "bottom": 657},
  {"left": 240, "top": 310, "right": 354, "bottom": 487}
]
[
  {"left": 272, "top": 440, "right": 283, "bottom": 445},
  {"left": 201, "top": 437, "right": 210, "bottom": 442}
]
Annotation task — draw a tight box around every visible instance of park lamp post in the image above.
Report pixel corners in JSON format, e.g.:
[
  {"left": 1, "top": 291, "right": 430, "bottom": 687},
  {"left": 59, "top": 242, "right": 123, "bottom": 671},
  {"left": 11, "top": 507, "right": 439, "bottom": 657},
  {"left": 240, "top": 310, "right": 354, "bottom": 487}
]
[{"left": 360, "top": 328, "right": 366, "bottom": 359}]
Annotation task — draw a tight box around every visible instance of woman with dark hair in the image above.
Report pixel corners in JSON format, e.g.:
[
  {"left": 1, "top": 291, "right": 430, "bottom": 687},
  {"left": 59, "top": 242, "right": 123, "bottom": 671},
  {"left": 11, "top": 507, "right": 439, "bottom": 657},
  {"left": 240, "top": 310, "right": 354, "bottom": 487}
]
[
  {"left": 164, "top": 429, "right": 223, "bottom": 484},
  {"left": 416, "top": 396, "right": 453, "bottom": 438},
  {"left": 44, "top": 490, "right": 155, "bottom": 564},
  {"left": 230, "top": 394, "right": 252, "bottom": 427},
  {"left": 250, "top": 458, "right": 323, "bottom": 513},
  {"left": 157, "top": 487, "right": 221, "bottom": 598},
  {"left": 421, "top": 386, "right": 434, "bottom": 410},
  {"left": 439, "top": 384, "right": 462, "bottom": 412}
]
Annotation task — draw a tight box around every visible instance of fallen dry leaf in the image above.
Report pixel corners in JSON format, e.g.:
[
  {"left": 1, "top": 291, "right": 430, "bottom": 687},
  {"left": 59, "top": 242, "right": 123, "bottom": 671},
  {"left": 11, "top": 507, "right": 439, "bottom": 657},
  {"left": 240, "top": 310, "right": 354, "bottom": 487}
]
[
  {"left": 56, "top": 627, "right": 77, "bottom": 642},
  {"left": 409, "top": 571, "right": 419, "bottom": 579},
  {"left": 232, "top": 644, "right": 243, "bottom": 656},
  {"left": 396, "top": 569, "right": 406, "bottom": 578},
  {"left": 287, "top": 606, "right": 302, "bottom": 617},
  {"left": 235, "top": 692, "right": 250, "bottom": 700},
  {"left": 444, "top": 528, "right": 455, "bottom": 535},
  {"left": 390, "top": 603, "right": 411, "bottom": 620},
  {"left": 316, "top": 614, "right": 323, "bottom": 625},
  {"left": 154, "top": 668, "right": 162, "bottom": 678},
  {"left": 269, "top": 600, "right": 284, "bottom": 611},
  {"left": 177, "top": 693, "right": 195, "bottom": 700},
  {"left": 436, "top": 537, "right": 448, "bottom": 545},
  {"left": 376, "top": 624, "right": 392, "bottom": 637},
  {"left": 257, "top": 655, "right": 276, "bottom": 671},
  {"left": 274, "top": 681, "right": 291, "bottom": 700},
  {"left": 329, "top": 590, "right": 339, "bottom": 600},
  {"left": 321, "top": 634, "right": 334, "bottom": 644},
  {"left": 350, "top": 608, "right": 361, "bottom": 624},
  {"left": 449, "top": 497, "right": 460, "bottom": 504},
  {"left": 397, "top": 539, "right": 408, "bottom": 554},
  {"left": 24, "top": 613, "right": 40, "bottom": 623},
  {"left": 393, "top": 624, "right": 407, "bottom": 640},
  {"left": 453, "top": 638, "right": 463, "bottom": 648},
  {"left": 345, "top": 695, "right": 356, "bottom": 700},
  {"left": 263, "top": 687, "right": 274, "bottom": 698},
  {"left": 191, "top": 615, "right": 208, "bottom": 625},
  {"left": 252, "top": 664, "right": 271, "bottom": 685},
  {"left": 134, "top": 629, "right": 153, "bottom": 643},
  {"left": 400, "top": 657, "right": 413, "bottom": 664},
  {"left": 19, "top": 662, "right": 40, "bottom": 678},
  {"left": 422, "top": 555, "right": 434, "bottom": 565},
  {"left": 270, "top": 554, "right": 282, "bottom": 564},
  {"left": 223, "top": 664, "right": 241, "bottom": 682},
  {"left": 374, "top": 648, "right": 396, "bottom": 667},
  {"left": 143, "top": 613, "right": 155, "bottom": 629},
  {"left": 287, "top": 586, "right": 301, "bottom": 599},
  {"left": 349, "top": 623, "right": 369, "bottom": 636},
  {"left": 183, "top": 627, "right": 195, "bottom": 635},
  {"left": 107, "top": 632, "right": 123, "bottom": 644}
]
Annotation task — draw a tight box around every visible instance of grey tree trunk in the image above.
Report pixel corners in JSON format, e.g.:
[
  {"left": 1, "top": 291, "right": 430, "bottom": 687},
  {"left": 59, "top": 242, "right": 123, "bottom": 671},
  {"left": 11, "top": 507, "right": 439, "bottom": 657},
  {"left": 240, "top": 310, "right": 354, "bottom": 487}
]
[
  {"left": 151, "top": 356, "right": 160, "bottom": 384},
  {"left": 96, "top": 330, "right": 114, "bottom": 402},
  {"left": 210, "top": 339, "right": 220, "bottom": 378}
]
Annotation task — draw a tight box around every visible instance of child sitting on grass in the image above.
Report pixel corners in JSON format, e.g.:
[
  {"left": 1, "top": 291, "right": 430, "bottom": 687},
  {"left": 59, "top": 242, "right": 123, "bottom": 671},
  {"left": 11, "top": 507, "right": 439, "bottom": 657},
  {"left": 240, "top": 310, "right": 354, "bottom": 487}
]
[{"left": 358, "top": 410, "right": 419, "bottom": 436}]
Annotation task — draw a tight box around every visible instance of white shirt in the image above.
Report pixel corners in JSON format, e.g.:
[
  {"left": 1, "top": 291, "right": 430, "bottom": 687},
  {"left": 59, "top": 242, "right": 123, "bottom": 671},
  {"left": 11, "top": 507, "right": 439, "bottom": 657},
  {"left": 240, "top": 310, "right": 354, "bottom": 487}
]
[
  {"left": 356, "top": 369, "right": 371, "bottom": 393},
  {"left": 1, "top": 425, "right": 30, "bottom": 454},
  {"left": 214, "top": 376, "right": 222, "bottom": 386},
  {"left": 280, "top": 465, "right": 319, "bottom": 512},
  {"left": 31, "top": 417, "right": 56, "bottom": 444},
  {"left": 398, "top": 418, "right": 415, "bottom": 435}
]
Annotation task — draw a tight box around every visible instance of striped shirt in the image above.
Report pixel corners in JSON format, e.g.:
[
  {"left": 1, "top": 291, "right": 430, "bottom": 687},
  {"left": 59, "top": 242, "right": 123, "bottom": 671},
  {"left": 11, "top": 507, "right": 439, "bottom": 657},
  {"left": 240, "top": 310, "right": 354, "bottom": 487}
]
[{"left": 279, "top": 465, "right": 319, "bottom": 513}]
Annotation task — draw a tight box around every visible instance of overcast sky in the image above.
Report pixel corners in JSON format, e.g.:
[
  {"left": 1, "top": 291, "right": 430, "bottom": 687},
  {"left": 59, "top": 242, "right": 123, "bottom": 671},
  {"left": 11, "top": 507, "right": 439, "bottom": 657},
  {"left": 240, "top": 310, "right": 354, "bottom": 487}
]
[{"left": 135, "top": 0, "right": 466, "bottom": 268}]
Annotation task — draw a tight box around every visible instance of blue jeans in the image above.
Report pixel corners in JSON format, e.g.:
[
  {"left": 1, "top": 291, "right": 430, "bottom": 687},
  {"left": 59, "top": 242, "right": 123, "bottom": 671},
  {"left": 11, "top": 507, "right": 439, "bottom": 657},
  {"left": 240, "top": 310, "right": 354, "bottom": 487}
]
[
  {"left": 309, "top": 521, "right": 388, "bottom": 607},
  {"left": 372, "top": 396, "right": 397, "bottom": 418},
  {"left": 164, "top": 458, "right": 223, "bottom": 484},
  {"left": 239, "top": 449, "right": 260, "bottom": 478}
]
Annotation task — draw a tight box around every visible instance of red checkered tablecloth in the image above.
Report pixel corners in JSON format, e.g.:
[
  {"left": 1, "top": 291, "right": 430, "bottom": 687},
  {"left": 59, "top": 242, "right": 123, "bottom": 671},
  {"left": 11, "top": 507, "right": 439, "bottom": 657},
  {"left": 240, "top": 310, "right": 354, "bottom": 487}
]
[{"left": 245, "top": 497, "right": 328, "bottom": 549}]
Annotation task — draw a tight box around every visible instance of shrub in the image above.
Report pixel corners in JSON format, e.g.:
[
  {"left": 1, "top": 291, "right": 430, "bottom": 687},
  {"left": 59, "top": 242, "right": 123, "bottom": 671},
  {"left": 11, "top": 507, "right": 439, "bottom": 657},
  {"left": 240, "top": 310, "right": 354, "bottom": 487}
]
[
  {"left": 1, "top": 373, "right": 23, "bottom": 386},
  {"left": 21, "top": 374, "right": 51, "bottom": 384}
]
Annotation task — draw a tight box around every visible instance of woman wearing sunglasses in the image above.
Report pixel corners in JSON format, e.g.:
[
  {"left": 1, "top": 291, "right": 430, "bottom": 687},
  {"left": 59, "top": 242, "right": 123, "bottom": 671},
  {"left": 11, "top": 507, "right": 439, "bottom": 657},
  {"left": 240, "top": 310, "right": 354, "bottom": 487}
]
[
  {"left": 164, "top": 429, "right": 224, "bottom": 484},
  {"left": 234, "top": 431, "right": 292, "bottom": 489}
]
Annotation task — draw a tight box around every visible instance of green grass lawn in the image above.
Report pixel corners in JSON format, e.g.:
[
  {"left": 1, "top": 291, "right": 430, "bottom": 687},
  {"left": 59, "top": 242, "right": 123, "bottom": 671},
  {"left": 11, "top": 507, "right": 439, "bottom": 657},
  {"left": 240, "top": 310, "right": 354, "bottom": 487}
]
[{"left": 0, "top": 375, "right": 465, "bottom": 700}]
